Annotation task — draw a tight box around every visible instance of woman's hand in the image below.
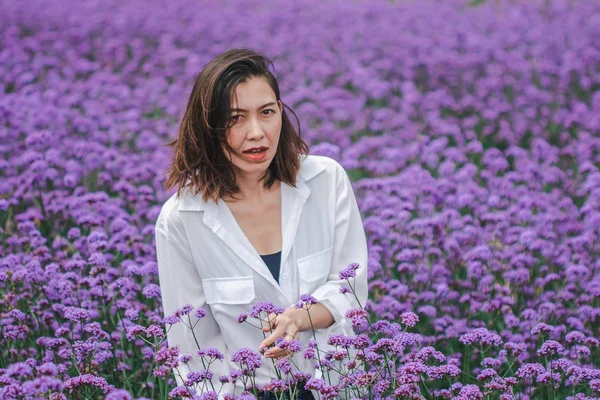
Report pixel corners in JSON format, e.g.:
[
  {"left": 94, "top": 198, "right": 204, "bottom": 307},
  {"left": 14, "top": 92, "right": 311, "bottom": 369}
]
[{"left": 259, "top": 309, "right": 300, "bottom": 360}]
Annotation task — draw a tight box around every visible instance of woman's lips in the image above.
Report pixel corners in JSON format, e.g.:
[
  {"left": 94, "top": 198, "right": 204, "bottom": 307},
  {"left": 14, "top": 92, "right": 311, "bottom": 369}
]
[{"left": 243, "top": 148, "right": 267, "bottom": 161}]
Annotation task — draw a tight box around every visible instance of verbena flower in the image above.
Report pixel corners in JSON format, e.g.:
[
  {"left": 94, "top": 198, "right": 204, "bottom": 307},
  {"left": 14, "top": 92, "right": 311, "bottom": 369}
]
[{"left": 248, "top": 302, "right": 285, "bottom": 319}]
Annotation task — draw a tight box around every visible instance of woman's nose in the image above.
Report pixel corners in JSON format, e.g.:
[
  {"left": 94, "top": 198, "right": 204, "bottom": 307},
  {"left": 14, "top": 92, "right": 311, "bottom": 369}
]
[{"left": 247, "top": 117, "right": 264, "bottom": 139}]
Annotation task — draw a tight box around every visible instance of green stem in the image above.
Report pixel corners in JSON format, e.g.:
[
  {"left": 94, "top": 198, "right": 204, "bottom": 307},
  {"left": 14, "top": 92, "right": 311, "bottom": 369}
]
[
  {"left": 306, "top": 307, "right": 332, "bottom": 386},
  {"left": 185, "top": 314, "right": 216, "bottom": 392}
]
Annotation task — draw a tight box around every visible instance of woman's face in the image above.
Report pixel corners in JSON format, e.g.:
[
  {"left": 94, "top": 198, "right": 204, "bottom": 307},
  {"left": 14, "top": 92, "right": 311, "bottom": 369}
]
[{"left": 224, "top": 76, "right": 283, "bottom": 179}]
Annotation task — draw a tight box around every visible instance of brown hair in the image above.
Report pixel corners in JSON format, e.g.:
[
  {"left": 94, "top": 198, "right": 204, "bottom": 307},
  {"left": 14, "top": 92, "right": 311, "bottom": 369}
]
[{"left": 163, "top": 48, "right": 309, "bottom": 203}]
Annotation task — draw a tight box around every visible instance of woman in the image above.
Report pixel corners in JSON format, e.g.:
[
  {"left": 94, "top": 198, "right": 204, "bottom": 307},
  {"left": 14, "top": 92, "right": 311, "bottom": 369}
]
[{"left": 155, "top": 48, "right": 368, "bottom": 399}]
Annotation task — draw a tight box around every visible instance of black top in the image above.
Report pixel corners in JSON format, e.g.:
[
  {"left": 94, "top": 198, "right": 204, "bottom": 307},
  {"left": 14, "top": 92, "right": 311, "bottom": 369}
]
[{"left": 260, "top": 250, "right": 282, "bottom": 283}]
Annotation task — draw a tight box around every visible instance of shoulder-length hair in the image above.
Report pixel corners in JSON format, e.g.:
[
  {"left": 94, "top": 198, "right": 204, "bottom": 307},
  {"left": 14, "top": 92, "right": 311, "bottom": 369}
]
[{"left": 163, "top": 48, "right": 309, "bottom": 203}]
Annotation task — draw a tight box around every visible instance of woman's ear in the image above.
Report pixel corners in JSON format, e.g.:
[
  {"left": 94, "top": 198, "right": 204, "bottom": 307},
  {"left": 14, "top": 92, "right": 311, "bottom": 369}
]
[{"left": 278, "top": 100, "right": 283, "bottom": 114}]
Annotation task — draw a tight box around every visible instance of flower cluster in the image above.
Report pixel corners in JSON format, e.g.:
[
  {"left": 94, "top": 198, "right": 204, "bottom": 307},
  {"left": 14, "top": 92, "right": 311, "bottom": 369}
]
[{"left": 1, "top": 0, "right": 600, "bottom": 398}]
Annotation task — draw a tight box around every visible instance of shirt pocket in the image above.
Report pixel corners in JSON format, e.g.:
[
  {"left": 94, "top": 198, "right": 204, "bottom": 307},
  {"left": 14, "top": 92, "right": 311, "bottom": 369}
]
[
  {"left": 202, "top": 276, "right": 256, "bottom": 305},
  {"left": 297, "top": 246, "right": 333, "bottom": 295}
]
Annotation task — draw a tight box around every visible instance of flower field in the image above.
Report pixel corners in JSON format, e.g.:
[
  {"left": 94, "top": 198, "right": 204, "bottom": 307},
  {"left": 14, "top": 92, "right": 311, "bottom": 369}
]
[{"left": 1, "top": 0, "right": 599, "bottom": 399}]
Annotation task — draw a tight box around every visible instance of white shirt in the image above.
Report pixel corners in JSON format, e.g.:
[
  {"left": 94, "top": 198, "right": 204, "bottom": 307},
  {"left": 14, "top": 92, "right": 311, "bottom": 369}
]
[{"left": 155, "top": 154, "right": 368, "bottom": 398}]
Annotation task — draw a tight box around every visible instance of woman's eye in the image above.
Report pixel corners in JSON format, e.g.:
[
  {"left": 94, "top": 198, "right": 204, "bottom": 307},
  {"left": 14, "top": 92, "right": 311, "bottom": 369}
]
[
  {"left": 230, "top": 115, "right": 241, "bottom": 122},
  {"left": 262, "top": 109, "right": 275, "bottom": 115}
]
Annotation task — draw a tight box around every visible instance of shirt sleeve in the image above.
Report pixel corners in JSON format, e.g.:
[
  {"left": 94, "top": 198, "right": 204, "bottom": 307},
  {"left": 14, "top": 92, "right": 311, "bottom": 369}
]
[
  {"left": 155, "top": 209, "right": 235, "bottom": 398},
  {"left": 309, "top": 163, "right": 368, "bottom": 338}
]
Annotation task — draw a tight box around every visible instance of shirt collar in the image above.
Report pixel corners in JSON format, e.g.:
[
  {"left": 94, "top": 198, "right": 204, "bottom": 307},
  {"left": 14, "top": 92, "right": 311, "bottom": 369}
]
[{"left": 176, "top": 154, "right": 325, "bottom": 212}]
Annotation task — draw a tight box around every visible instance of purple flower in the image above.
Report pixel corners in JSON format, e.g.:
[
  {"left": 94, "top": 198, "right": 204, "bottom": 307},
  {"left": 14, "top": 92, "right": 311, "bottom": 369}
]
[
  {"left": 515, "top": 363, "right": 546, "bottom": 379},
  {"left": 168, "top": 386, "right": 192, "bottom": 398},
  {"left": 275, "top": 358, "right": 293, "bottom": 374},
  {"left": 163, "top": 315, "right": 180, "bottom": 325},
  {"left": 6, "top": 362, "right": 33, "bottom": 378},
  {"left": 105, "top": 389, "right": 133, "bottom": 400},
  {"left": 339, "top": 262, "right": 360, "bottom": 280},
  {"left": 353, "top": 334, "right": 372, "bottom": 349},
  {"left": 185, "top": 370, "right": 213, "bottom": 385},
  {"left": 154, "top": 345, "right": 180, "bottom": 368},
  {"left": 228, "top": 369, "right": 242, "bottom": 383},
  {"left": 400, "top": 312, "right": 419, "bottom": 328},
  {"left": 174, "top": 304, "right": 193, "bottom": 317},
  {"left": 459, "top": 384, "right": 484, "bottom": 399},
  {"left": 459, "top": 328, "right": 503, "bottom": 347},
  {"left": 299, "top": 294, "right": 318, "bottom": 305},
  {"left": 145, "top": 325, "right": 163, "bottom": 338},
  {"left": 197, "top": 348, "right": 224, "bottom": 361},
  {"left": 566, "top": 331, "right": 586, "bottom": 343},
  {"left": 195, "top": 308, "right": 207, "bottom": 319},
  {"left": 531, "top": 323, "right": 554, "bottom": 335},
  {"left": 482, "top": 358, "right": 501, "bottom": 369},
  {"left": 237, "top": 394, "right": 257, "bottom": 400},
  {"left": 303, "top": 347, "right": 316, "bottom": 360},
  {"left": 126, "top": 325, "right": 145, "bottom": 341},
  {"left": 180, "top": 354, "right": 192, "bottom": 363},
  {"left": 466, "top": 245, "right": 491, "bottom": 262},
  {"left": 142, "top": 283, "right": 161, "bottom": 298},
  {"left": 477, "top": 368, "right": 498, "bottom": 380},
  {"left": 67, "top": 227, "right": 81, "bottom": 240},
  {"left": 327, "top": 334, "right": 353, "bottom": 349},
  {"left": 230, "top": 348, "right": 262, "bottom": 372},
  {"left": 248, "top": 301, "right": 285, "bottom": 318},
  {"left": 345, "top": 308, "right": 369, "bottom": 328},
  {"left": 538, "top": 340, "right": 564, "bottom": 356},
  {"left": 63, "top": 307, "right": 91, "bottom": 323},
  {"left": 63, "top": 374, "right": 113, "bottom": 394},
  {"left": 339, "top": 285, "right": 352, "bottom": 294},
  {"left": 304, "top": 377, "right": 325, "bottom": 391},
  {"left": 124, "top": 308, "right": 140, "bottom": 321}
]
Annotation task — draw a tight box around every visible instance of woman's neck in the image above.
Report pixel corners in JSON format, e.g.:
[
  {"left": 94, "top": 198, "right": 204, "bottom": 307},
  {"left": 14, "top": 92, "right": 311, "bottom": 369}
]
[{"left": 224, "top": 172, "right": 280, "bottom": 204}]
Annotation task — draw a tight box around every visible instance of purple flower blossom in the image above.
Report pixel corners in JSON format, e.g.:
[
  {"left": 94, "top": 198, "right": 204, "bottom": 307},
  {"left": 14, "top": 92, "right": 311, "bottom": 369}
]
[
  {"left": 400, "top": 312, "right": 419, "bottom": 328},
  {"left": 2, "top": 2, "right": 600, "bottom": 398},
  {"left": 459, "top": 328, "right": 503, "bottom": 347},
  {"left": 230, "top": 348, "right": 262, "bottom": 372},
  {"left": 248, "top": 301, "right": 285, "bottom": 318},
  {"left": 299, "top": 294, "right": 318, "bottom": 305},
  {"left": 459, "top": 384, "right": 484, "bottom": 399},
  {"left": 145, "top": 325, "right": 163, "bottom": 338},
  {"left": 174, "top": 304, "right": 193, "bottom": 317},
  {"left": 163, "top": 315, "right": 180, "bottom": 325},
  {"left": 142, "top": 283, "right": 161, "bottom": 298},
  {"left": 105, "top": 389, "right": 133, "bottom": 400},
  {"left": 195, "top": 308, "right": 207, "bottom": 319},
  {"left": 168, "top": 386, "right": 192, "bottom": 398},
  {"left": 531, "top": 323, "right": 554, "bottom": 335},
  {"left": 154, "top": 346, "right": 180, "bottom": 368},
  {"left": 515, "top": 363, "right": 546, "bottom": 379},
  {"left": 63, "top": 307, "right": 91, "bottom": 323},
  {"left": 537, "top": 340, "right": 564, "bottom": 356},
  {"left": 339, "top": 285, "right": 352, "bottom": 294},
  {"left": 185, "top": 370, "right": 213, "bottom": 385},
  {"left": 63, "top": 374, "right": 113, "bottom": 394},
  {"left": 339, "top": 263, "right": 360, "bottom": 280},
  {"left": 565, "top": 331, "right": 586, "bottom": 343},
  {"left": 197, "top": 348, "right": 224, "bottom": 361},
  {"left": 179, "top": 354, "right": 192, "bottom": 363}
]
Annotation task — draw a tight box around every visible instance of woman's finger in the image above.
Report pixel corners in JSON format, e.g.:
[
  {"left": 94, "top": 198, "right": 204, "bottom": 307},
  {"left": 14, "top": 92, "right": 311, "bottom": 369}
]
[
  {"left": 267, "top": 346, "right": 290, "bottom": 359},
  {"left": 274, "top": 347, "right": 294, "bottom": 360},
  {"left": 265, "top": 331, "right": 297, "bottom": 358},
  {"left": 260, "top": 326, "right": 286, "bottom": 351},
  {"left": 262, "top": 312, "right": 277, "bottom": 332}
]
